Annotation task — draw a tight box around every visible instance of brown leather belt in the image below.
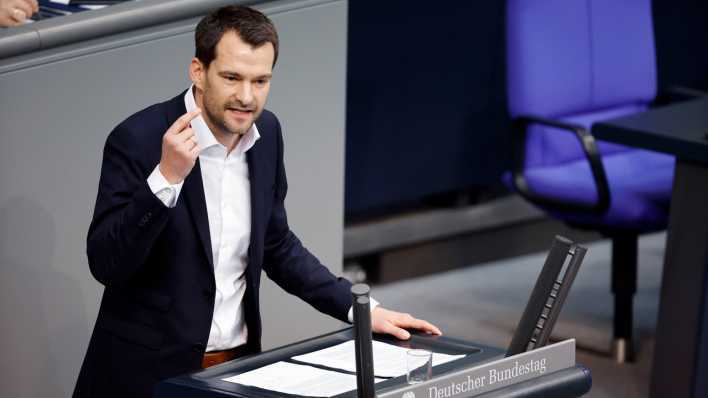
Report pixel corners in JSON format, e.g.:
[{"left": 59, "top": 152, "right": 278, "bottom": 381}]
[{"left": 202, "top": 345, "right": 250, "bottom": 369}]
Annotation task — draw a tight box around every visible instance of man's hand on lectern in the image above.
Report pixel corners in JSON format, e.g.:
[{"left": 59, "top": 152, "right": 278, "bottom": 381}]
[{"left": 371, "top": 306, "right": 442, "bottom": 340}]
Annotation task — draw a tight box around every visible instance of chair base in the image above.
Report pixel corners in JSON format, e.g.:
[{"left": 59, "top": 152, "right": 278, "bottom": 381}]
[{"left": 612, "top": 337, "right": 634, "bottom": 364}]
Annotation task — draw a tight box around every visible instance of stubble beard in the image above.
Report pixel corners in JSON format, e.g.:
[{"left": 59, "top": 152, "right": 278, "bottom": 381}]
[
  {"left": 203, "top": 97, "right": 247, "bottom": 138},
  {"left": 200, "top": 85, "right": 259, "bottom": 138}
]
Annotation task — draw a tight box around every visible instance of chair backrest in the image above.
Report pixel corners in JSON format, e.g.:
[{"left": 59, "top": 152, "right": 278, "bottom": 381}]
[{"left": 506, "top": 0, "right": 657, "bottom": 167}]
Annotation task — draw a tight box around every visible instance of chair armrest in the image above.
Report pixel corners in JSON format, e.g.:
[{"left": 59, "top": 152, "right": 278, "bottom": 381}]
[{"left": 511, "top": 115, "right": 611, "bottom": 214}]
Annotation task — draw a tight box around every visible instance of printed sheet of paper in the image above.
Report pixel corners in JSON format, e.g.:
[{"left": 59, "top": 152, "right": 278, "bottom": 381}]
[
  {"left": 292, "top": 340, "right": 465, "bottom": 378},
  {"left": 223, "top": 361, "right": 383, "bottom": 397}
]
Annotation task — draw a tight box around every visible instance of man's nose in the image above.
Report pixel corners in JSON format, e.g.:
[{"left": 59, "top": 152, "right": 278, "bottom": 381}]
[{"left": 235, "top": 83, "right": 253, "bottom": 105}]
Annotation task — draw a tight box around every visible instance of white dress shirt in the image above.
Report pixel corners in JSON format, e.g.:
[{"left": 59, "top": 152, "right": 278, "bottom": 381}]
[{"left": 148, "top": 86, "right": 377, "bottom": 352}]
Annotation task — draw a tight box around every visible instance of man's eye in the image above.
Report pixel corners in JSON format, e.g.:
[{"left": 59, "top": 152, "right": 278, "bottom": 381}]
[{"left": 225, "top": 76, "right": 237, "bottom": 81}]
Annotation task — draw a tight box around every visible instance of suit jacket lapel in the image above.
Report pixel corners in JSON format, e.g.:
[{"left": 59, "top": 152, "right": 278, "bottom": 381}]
[
  {"left": 183, "top": 160, "right": 214, "bottom": 268},
  {"left": 247, "top": 142, "right": 263, "bottom": 273}
]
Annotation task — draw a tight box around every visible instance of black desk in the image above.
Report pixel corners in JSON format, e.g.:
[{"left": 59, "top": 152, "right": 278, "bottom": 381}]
[
  {"left": 155, "top": 328, "right": 591, "bottom": 397},
  {"left": 593, "top": 97, "right": 708, "bottom": 398}
]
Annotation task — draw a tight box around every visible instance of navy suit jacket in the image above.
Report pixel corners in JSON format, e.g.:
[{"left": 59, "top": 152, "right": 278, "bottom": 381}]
[{"left": 74, "top": 92, "right": 353, "bottom": 397}]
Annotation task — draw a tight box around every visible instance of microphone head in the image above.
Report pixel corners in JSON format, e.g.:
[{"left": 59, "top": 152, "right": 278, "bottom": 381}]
[{"left": 351, "top": 283, "right": 370, "bottom": 297}]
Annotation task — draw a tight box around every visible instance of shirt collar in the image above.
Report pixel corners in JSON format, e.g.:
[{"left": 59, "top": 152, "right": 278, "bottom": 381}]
[{"left": 183, "top": 85, "right": 261, "bottom": 155}]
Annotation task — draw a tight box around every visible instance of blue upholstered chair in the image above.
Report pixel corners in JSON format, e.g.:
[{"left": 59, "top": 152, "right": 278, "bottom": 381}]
[{"left": 504, "top": 0, "right": 675, "bottom": 362}]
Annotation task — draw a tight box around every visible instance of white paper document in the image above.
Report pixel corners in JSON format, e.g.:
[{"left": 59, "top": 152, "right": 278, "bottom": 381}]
[
  {"left": 292, "top": 340, "right": 466, "bottom": 378},
  {"left": 223, "top": 361, "right": 383, "bottom": 397}
]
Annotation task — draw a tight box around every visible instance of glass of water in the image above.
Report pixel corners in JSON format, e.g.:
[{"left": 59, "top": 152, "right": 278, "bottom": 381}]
[{"left": 406, "top": 349, "right": 432, "bottom": 384}]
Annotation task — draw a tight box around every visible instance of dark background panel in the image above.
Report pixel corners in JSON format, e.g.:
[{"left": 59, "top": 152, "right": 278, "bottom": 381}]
[
  {"left": 345, "top": 0, "right": 509, "bottom": 218},
  {"left": 345, "top": 0, "right": 708, "bottom": 220},
  {"left": 653, "top": 0, "right": 708, "bottom": 90}
]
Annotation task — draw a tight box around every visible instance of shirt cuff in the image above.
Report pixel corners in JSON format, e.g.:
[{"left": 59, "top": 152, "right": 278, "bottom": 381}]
[
  {"left": 147, "top": 165, "right": 185, "bottom": 208},
  {"left": 347, "top": 297, "right": 380, "bottom": 323}
]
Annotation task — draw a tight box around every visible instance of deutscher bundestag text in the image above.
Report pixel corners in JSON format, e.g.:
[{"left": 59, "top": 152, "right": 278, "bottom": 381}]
[{"left": 428, "top": 358, "right": 547, "bottom": 398}]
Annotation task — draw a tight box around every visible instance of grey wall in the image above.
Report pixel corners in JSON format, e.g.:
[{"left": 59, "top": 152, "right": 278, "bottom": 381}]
[{"left": 0, "top": 0, "right": 347, "bottom": 396}]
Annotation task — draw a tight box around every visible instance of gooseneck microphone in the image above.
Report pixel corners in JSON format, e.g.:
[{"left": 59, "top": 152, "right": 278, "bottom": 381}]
[{"left": 352, "top": 283, "right": 376, "bottom": 398}]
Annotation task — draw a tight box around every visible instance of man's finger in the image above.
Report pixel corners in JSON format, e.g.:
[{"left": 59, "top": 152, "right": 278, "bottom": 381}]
[
  {"left": 10, "top": 8, "right": 27, "bottom": 23},
  {"left": 389, "top": 313, "right": 442, "bottom": 336},
  {"left": 410, "top": 319, "right": 442, "bottom": 335},
  {"left": 185, "top": 136, "right": 199, "bottom": 151},
  {"left": 373, "top": 313, "right": 411, "bottom": 340},
  {"left": 166, "top": 108, "right": 201, "bottom": 136},
  {"left": 24, "top": 0, "right": 39, "bottom": 13},
  {"left": 12, "top": 0, "right": 32, "bottom": 18},
  {"left": 189, "top": 144, "right": 201, "bottom": 159},
  {"left": 185, "top": 135, "right": 199, "bottom": 147},
  {"left": 1, "top": 15, "right": 20, "bottom": 26},
  {"left": 175, "top": 127, "right": 195, "bottom": 143},
  {"left": 380, "top": 322, "right": 411, "bottom": 340}
]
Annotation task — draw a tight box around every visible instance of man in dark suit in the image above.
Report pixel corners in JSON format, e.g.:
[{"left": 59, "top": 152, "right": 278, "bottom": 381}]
[{"left": 74, "top": 5, "right": 440, "bottom": 397}]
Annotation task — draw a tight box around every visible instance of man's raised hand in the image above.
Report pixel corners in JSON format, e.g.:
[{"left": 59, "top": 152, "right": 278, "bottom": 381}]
[{"left": 159, "top": 109, "right": 202, "bottom": 184}]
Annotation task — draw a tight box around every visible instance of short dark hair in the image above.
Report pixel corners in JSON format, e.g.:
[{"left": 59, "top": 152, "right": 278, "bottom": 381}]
[{"left": 195, "top": 5, "right": 279, "bottom": 68}]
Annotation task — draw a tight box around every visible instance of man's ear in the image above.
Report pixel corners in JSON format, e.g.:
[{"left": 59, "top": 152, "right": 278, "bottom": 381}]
[{"left": 189, "top": 58, "right": 206, "bottom": 90}]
